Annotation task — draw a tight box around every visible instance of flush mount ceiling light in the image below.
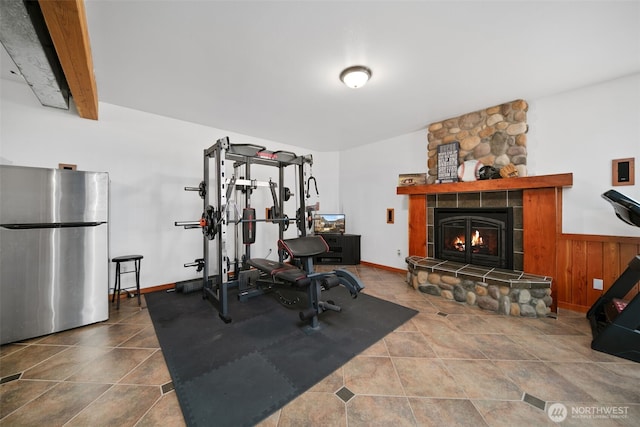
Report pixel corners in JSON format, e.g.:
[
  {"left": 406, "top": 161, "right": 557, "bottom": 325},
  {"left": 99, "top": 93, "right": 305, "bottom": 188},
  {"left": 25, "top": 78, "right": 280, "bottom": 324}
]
[{"left": 339, "top": 65, "right": 371, "bottom": 89}]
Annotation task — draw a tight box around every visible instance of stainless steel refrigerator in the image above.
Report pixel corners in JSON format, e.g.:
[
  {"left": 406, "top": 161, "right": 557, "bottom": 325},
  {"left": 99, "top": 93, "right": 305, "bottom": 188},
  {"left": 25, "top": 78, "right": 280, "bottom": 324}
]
[{"left": 0, "top": 165, "right": 109, "bottom": 345}]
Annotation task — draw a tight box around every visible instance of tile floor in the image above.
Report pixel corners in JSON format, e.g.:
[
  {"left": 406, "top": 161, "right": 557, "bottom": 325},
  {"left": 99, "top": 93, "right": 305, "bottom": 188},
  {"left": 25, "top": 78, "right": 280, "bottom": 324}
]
[{"left": 1, "top": 264, "right": 639, "bottom": 426}]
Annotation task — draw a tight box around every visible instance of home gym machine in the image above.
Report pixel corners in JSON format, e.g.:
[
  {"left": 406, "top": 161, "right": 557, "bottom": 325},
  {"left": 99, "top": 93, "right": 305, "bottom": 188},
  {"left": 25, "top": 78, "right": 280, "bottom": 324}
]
[
  {"left": 586, "top": 189, "right": 640, "bottom": 363},
  {"left": 175, "top": 137, "right": 364, "bottom": 328}
]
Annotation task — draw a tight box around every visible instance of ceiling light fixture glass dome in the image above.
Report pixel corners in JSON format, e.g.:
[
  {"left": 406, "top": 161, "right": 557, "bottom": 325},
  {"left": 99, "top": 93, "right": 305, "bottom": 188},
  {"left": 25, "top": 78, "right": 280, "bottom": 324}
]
[{"left": 340, "top": 65, "right": 372, "bottom": 89}]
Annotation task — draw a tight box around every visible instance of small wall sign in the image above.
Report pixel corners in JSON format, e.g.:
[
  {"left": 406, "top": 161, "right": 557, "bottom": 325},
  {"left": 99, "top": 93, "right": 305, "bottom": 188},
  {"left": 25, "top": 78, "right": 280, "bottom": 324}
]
[
  {"left": 437, "top": 141, "right": 459, "bottom": 183},
  {"left": 612, "top": 158, "right": 635, "bottom": 186},
  {"left": 386, "top": 208, "right": 394, "bottom": 224}
]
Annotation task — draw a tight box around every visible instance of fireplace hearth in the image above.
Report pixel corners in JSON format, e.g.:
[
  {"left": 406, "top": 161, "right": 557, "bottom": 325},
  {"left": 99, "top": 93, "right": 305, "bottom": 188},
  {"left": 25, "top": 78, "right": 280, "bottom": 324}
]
[
  {"left": 398, "top": 173, "right": 574, "bottom": 316},
  {"left": 435, "top": 207, "right": 513, "bottom": 269}
]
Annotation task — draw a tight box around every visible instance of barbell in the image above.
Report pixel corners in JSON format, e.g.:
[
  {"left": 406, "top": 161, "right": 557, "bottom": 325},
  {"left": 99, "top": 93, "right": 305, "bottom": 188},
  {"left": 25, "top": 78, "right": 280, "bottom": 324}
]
[{"left": 174, "top": 207, "right": 292, "bottom": 237}]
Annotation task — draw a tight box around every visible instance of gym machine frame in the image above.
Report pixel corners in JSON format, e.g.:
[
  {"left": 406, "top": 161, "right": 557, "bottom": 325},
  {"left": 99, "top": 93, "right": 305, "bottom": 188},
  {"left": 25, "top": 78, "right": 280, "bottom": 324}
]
[{"left": 178, "top": 136, "right": 312, "bottom": 323}]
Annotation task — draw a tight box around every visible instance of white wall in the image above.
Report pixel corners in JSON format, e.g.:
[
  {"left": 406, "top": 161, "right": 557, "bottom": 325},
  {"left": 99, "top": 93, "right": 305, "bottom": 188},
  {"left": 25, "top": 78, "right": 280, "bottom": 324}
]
[
  {"left": 0, "top": 79, "right": 339, "bottom": 290},
  {"left": 528, "top": 73, "right": 640, "bottom": 237},
  {"left": 339, "top": 130, "right": 426, "bottom": 269},
  {"left": 339, "top": 73, "right": 640, "bottom": 270},
  {"left": 3, "top": 72, "right": 639, "bottom": 284}
]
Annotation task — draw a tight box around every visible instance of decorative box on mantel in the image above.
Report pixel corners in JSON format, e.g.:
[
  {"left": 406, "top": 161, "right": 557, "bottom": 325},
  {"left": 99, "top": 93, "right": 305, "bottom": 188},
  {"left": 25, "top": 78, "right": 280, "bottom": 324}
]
[{"left": 397, "top": 173, "right": 573, "bottom": 314}]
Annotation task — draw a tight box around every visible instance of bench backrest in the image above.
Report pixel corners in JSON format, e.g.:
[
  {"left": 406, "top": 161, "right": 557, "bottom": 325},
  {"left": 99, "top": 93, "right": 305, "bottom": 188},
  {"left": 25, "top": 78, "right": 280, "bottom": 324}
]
[{"left": 278, "top": 235, "right": 329, "bottom": 258}]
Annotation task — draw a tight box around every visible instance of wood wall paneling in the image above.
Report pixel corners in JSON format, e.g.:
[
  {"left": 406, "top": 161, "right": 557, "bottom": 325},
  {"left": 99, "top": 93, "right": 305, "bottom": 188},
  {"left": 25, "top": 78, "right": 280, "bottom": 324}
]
[
  {"left": 408, "top": 195, "right": 427, "bottom": 257},
  {"left": 602, "top": 241, "right": 621, "bottom": 294},
  {"left": 557, "top": 236, "right": 640, "bottom": 312},
  {"left": 586, "top": 241, "right": 604, "bottom": 307},
  {"left": 556, "top": 240, "right": 572, "bottom": 306},
  {"left": 571, "top": 240, "right": 588, "bottom": 307},
  {"left": 522, "top": 188, "right": 558, "bottom": 274},
  {"left": 522, "top": 187, "right": 560, "bottom": 312}
]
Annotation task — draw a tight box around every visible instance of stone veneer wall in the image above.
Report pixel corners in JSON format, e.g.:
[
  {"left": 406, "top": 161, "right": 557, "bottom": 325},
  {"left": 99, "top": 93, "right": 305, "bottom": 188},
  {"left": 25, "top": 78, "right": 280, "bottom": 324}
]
[
  {"left": 407, "top": 265, "right": 553, "bottom": 318},
  {"left": 427, "top": 190, "right": 524, "bottom": 271},
  {"left": 426, "top": 99, "right": 529, "bottom": 184}
]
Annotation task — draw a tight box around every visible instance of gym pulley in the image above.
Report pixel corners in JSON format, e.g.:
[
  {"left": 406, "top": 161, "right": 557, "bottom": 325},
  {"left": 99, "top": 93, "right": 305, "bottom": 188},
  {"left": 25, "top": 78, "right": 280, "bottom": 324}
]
[{"left": 283, "top": 187, "right": 292, "bottom": 202}]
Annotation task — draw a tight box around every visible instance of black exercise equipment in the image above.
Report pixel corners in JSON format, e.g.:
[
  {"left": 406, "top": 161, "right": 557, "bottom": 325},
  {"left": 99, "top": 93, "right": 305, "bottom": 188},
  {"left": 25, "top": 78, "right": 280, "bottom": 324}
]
[
  {"left": 247, "top": 235, "right": 364, "bottom": 329},
  {"left": 306, "top": 175, "right": 318, "bottom": 199},
  {"left": 586, "top": 189, "right": 640, "bottom": 363},
  {"left": 602, "top": 189, "right": 640, "bottom": 227},
  {"left": 174, "top": 136, "right": 363, "bottom": 327},
  {"left": 184, "top": 181, "right": 207, "bottom": 199},
  {"left": 283, "top": 187, "right": 292, "bottom": 201},
  {"left": 242, "top": 208, "right": 256, "bottom": 244},
  {"left": 175, "top": 278, "right": 204, "bottom": 294},
  {"left": 183, "top": 258, "right": 204, "bottom": 272},
  {"left": 305, "top": 161, "right": 319, "bottom": 199}
]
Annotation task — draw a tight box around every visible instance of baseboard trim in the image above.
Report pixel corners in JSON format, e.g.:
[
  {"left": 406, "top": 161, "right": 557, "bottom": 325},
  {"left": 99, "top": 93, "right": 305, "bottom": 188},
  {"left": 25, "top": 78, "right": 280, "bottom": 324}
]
[
  {"left": 360, "top": 261, "right": 406, "bottom": 274},
  {"left": 110, "top": 282, "right": 175, "bottom": 299},
  {"left": 558, "top": 301, "right": 590, "bottom": 313},
  {"left": 115, "top": 263, "right": 409, "bottom": 299}
]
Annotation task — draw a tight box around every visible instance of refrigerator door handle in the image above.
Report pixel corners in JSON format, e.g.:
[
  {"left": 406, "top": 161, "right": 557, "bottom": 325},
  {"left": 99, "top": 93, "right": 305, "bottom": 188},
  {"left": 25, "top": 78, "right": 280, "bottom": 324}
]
[{"left": 0, "top": 222, "right": 106, "bottom": 230}]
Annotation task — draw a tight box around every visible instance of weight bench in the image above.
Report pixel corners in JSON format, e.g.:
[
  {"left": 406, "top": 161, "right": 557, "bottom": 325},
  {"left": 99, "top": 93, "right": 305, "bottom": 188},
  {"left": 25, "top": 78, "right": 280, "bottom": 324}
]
[{"left": 246, "top": 235, "right": 364, "bottom": 328}]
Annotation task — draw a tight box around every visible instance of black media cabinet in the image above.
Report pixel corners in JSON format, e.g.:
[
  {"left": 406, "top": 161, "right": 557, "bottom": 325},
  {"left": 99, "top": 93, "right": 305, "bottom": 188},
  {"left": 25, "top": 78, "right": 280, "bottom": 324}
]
[{"left": 314, "top": 234, "right": 361, "bottom": 265}]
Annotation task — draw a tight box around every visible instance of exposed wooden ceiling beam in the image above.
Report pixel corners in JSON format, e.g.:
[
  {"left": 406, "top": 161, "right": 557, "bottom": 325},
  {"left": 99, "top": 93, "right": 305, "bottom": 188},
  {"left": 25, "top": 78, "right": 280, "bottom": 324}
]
[{"left": 38, "top": 0, "right": 98, "bottom": 120}]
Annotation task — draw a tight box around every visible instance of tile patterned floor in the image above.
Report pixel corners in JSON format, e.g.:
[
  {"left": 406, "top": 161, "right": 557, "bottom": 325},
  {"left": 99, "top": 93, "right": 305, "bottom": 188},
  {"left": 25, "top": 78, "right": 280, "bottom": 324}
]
[{"left": 1, "top": 264, "right": 639, "bottom": 426}]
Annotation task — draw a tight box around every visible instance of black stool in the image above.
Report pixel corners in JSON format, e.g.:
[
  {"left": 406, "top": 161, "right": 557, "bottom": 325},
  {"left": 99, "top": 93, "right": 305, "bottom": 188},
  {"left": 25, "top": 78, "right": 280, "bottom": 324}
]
[{"left": 112, "top": 255, "right": 143, "bottom": 309}]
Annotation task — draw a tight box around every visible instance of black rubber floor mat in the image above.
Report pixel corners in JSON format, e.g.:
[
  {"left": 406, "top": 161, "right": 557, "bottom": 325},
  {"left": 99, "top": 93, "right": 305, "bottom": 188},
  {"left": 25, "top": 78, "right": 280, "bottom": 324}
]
[
  {"left": 146, "top": 285, "right": 418, "bottom": 427},
  {"left": 180, "top": 351, "right": 297, "bottom": 426}
]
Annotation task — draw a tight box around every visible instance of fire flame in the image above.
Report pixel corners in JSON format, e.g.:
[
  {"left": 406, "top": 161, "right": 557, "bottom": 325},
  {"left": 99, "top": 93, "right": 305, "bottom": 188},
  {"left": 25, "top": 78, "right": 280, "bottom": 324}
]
[
  {"left": 471, "top": 230, "right": 483, "bottom": 246},
  {"left": 453, "top": 237, "right": 464, "bottom": 250},
  {"left": 451, "top": 230, "right": 484, "bottom": 251}
]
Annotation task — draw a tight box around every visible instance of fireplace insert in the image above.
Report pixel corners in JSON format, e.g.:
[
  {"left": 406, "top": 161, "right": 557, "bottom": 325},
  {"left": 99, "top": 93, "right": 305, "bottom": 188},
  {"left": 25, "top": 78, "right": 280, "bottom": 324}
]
[{"left": 434, "top": 207, "right": 513, "bottom": 269}]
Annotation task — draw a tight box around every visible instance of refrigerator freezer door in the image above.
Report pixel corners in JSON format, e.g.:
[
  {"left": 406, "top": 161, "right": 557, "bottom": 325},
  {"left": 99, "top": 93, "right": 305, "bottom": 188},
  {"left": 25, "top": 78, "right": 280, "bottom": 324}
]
[
  {"left": 0, "top": 223, "right": 109, "bottom": 344},
  {"left": 0, "top": 165, "right": 108, "bottom": 225}
]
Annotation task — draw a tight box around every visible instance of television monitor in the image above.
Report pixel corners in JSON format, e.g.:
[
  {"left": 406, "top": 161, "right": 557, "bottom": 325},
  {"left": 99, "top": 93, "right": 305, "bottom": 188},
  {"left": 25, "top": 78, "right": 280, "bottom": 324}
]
[{"left": 314, "top": 213, "right": 345, "bottom": 234}]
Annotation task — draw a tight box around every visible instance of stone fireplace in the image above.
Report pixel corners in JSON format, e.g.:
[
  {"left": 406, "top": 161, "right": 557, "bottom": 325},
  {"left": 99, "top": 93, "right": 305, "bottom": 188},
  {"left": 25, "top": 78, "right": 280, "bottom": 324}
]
[
  {"left": 398, "top": 174, "right": 574, "bottom": 318},
  {"left": 409, "top": 189, "right": 551, "bottom": 317}
]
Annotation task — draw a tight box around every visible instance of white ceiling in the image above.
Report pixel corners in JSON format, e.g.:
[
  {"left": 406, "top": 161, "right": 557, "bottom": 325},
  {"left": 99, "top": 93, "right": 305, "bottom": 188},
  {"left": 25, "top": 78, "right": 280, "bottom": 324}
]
[{"left": 3, "top": 1, "right": 640, "bottom": 152}]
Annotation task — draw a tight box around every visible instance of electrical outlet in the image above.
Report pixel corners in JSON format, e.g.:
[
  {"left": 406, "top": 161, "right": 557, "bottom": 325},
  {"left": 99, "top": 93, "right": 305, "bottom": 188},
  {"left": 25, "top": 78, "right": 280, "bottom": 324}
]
[
  {"left": 397, "top": 249, "right": 401, "bottom": 256},
  {"left": 593, "top": 278, "right": 603, "bottom": 290}
]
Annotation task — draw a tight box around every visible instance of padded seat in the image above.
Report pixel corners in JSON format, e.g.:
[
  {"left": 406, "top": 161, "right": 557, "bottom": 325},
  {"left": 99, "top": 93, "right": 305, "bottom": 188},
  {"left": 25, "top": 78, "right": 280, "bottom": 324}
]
[
  {"left": 247, "top": 258, "right": 310, "bottom": 288},
  {"left": 274, "top": 268, "right": 310, "bottom": 288},
  {"left": 248, "top": 236, "right": 329, "bottom": 289}
]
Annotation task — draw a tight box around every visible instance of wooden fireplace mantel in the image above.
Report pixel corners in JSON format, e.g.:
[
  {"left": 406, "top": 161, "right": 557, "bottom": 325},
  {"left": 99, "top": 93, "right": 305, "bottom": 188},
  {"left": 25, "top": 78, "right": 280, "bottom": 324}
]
[
  {"left": 396, "top": 173, "right": 573, "bottom": 196},
  {"left": 397, "top": 173, "right": 573, "bottom": 313}
]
